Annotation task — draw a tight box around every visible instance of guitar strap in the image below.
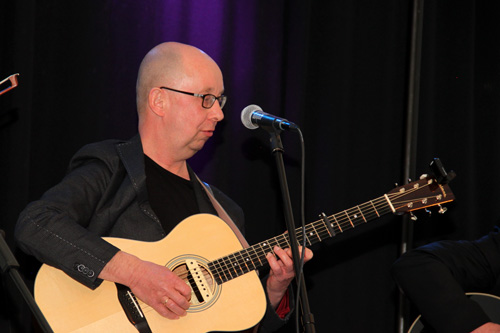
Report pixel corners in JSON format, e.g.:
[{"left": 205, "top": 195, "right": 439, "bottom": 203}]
[
  {"left": 195, "top": 175, "right": 250, "bottom": 248},
  {"left": 195, "top": 176, "right": 260, "bottom": 333}
]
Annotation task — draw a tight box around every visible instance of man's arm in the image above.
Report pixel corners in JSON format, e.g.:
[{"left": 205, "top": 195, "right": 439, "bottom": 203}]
[
  {"left": 99, "top": 251, "right": 191, "bottom": 319},
  {"left": 391, "top": 231, "right": 500, "bottom": 333}
]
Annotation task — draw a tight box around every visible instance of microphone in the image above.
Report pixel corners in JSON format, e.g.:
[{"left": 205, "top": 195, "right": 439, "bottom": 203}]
[{"left": 240, "top": 104, "right": 299, "bottom": 132}]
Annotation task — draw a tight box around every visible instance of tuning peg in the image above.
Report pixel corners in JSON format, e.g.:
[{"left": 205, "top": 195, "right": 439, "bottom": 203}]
[
  {"left": 438, "top": 205, "right": 448, "bottom": 214},
  {"left": 425, "top": 209, "right": 432, "bottom": 216},
  {"left": 394, "top": 183, "right": 399, "bottom": 187},
  {"left": 419, "top": 174, "right": 428, "bottom": 180},
  {"left": 410, "top": 212, "right": 418, "bottom": 221}
]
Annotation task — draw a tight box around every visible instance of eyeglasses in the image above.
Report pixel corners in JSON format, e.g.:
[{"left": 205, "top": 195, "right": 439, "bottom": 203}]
[{"left": 160, "top": 86, "right": 227, "bottom": 109}]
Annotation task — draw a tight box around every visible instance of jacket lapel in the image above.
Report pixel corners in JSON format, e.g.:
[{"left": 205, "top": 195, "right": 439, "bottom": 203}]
[{"left": 116, "top": 135, "right": 148, "bottom": 204}]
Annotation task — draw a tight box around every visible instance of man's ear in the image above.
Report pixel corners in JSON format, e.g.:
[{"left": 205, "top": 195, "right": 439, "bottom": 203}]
[{"left": 148, "top": 87, "right": 166, "bottom": 117}]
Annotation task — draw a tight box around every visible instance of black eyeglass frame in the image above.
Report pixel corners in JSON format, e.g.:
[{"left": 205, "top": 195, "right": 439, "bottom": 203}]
[{"left": 160, "top": 86, "right": 227, "bottom": 109}]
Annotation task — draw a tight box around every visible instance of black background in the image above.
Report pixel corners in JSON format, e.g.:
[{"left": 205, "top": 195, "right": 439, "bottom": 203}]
[{"left": 2, "top": 1, "right": 500, "bottom": 332}]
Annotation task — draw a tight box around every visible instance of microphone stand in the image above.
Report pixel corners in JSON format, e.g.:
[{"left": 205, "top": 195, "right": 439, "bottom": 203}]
[
  {"left": 266, "top": 127, "right": 316, "bottom": 333},
  {"left": 0, "top": 231, "right": 53, "bottom": 333}
]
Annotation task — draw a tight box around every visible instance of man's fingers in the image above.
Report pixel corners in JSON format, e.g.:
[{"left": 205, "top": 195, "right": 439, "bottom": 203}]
[
  {"left": 171, "top": 291, "right": 191, "bottom": 311},
  {"left": 164, "top": 296, "right": 188, "bottom": 317}
]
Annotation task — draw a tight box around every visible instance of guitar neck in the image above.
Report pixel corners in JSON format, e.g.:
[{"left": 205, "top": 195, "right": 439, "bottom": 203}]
[{"left": 209, "top": 195, "right": 393, "bottom": 284}]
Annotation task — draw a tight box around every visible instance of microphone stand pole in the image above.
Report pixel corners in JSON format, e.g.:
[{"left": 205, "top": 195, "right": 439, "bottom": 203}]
[
  {"left": 267, "top": 128, "right": 315, "bottom": 333},
  {"left": 0, "top": 231, "right": 53, "bottom": 333}
]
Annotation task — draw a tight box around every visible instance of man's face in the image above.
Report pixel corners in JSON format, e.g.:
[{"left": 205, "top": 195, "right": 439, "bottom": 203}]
[{"left": 162, "top": 60, "right": 225, "bottom": 160}]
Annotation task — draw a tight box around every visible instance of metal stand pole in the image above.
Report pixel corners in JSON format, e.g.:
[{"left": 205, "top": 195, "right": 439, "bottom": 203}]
[{"left": 398, "top": 1, "right": 425, "bottom": 332}]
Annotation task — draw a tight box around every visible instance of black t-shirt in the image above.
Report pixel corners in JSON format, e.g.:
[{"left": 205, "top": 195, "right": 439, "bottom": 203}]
[{"left": 144, "top": 155, "right": 201, "bottom": 235}]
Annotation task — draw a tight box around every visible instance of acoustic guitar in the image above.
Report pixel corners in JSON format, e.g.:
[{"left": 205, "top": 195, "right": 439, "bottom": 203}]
[
  {"left": 35, "top": 175, "right": 454, "bottom": 333},
  {"left": 408, "top": 293, "right": 500, "bottom": 333}
]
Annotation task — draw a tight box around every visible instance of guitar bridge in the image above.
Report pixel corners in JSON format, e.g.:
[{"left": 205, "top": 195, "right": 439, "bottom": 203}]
[{"left": 116, "top": 283, "right": 152, "bottom": 333}]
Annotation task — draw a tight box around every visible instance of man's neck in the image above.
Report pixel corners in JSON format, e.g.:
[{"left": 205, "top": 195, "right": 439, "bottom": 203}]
[{"left": 141, "top": 142, "right": 190, "bottom": 180}]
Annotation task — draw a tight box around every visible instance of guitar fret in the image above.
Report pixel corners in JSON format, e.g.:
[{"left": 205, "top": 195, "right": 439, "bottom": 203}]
[
  {"left": 262, "top": 241, "right": 273, "bottom": 254},
  {"left": 222, "top": 257, "right": 236, "bottom": 281},
  {"left": 282, "top": 234, "right": 291, "bottom": 248},
  {"left": 311, "top": 223, "right": 321, "bottom": 242},
  {"left": 215, "top": 259, "right": 227, "bottom": 283},
  {"left": 211, "top": 258, "right": 228, "bottom": 283},
  {"left": 344, "top": 211, "right": 354, "bottom": 228},
  {"left": 232, "top": 253, "right": 245, "bottom": 276},
  {"left": 242, "top": 248, "right": 256, "bottom": 271},
  {"left": 345, "top": 207, "right": 369, "bottom": 229},
  {"left": 332, "top": 215, "right": 343, "bottom": 232},
  {"left": 273, "top": 236, "right": 287, "bottom": 254},
  {"left": 319, "top": 219, "right": 333, "bottom": 237},
  {"left": 238, "top": 251, "right": 251, "bottom": 274},
  {"left": 370, "top": 200, "right": 381, "bottom": 217},
  {"left": 300, "top": 230, "right": 309, "bottom": 246},
  {"left": 306, "top": 226, "right": 314, "bottom": 245},
  {"left": 313, "top": 221, "right": 328, "bottom": 240},
  {"left": 256, "top": 242, "right": 269, "bottom": 263},
  {"left": 322, "top": 222, "right": 331, "bottom": 237},
  {"left": 230, "top": 254, "right": 244, "bottom": 276},
  {"left": 357, "top": 206, "right": 367, "bottom": 222},
  {"left": 302, "top": 227, "right": 315, "bottom": 246},
  {"left": 269, "top": 237, "right": 279, "bottom": 251},
  {"left": 216, "top": 259, "right": 227, "bottom": 282},
  {"left": 208, "top": 262, "right": 221, "bottom": 284},
  {"left": 311, "top": 223, "right": 323, "bottom": 242},
  {"left": 251, "top": 246, "right": 263, "bottom": 266}
]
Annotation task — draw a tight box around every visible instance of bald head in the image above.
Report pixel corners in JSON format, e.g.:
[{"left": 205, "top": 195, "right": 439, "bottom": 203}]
[{"left": 136, "top": 42, "right": 220, "bottom": 116}]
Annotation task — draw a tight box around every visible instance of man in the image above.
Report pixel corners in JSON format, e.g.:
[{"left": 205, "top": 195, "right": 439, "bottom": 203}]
[
  {"left": 392, "top": 228, "right": 500, "bottom": 333},
  {"left": 16, "top": 42, "right": 312, "bottom": 331}
]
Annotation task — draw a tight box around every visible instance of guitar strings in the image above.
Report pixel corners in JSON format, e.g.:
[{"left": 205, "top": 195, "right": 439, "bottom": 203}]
[
  {"left": 134, "top": 181, "right": 442, "bottom": 315},
  {"left": 210, "top": 181, "right": 443, "bottom": 281}
]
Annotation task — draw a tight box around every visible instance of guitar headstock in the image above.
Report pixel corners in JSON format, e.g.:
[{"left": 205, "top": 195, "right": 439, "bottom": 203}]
[{"left": 387, "top": 174, "right": 455, "bottom": 215}]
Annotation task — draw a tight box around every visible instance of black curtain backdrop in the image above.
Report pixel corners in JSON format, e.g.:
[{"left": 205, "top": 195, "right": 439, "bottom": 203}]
[{"left": 1, "top": 1, "right": 500, "bottom": 332}]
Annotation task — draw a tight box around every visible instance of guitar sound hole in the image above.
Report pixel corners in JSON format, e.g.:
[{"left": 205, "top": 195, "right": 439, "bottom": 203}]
[{"left": 172, "top": 263, "right": 214, "bottom": 305}]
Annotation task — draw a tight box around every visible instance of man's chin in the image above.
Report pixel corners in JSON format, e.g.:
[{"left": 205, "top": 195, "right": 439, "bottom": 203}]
[{"left": 189, "top": 143, "right": 207, "bottom": 155}]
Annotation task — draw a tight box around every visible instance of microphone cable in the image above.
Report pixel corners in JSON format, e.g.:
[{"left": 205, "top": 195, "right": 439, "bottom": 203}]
[{"left": 294, "top": 127, "right": 308, "bottom": 333}]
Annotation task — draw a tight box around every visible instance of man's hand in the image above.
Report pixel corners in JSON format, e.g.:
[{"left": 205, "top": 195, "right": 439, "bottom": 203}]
[
  {"left": 99, "top": 251, "right": 191, "bottom": 319},
  {"left": 265, "top": 245, "right": 313, "bottom": 309},
  {"left": 472, "top": 323, "right": 500, "bottom": 332}
]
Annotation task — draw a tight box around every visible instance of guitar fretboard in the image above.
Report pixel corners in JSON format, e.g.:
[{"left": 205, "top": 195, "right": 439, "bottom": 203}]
[{"left": 208, "top": 195, "right": 394, "bottom": 285}]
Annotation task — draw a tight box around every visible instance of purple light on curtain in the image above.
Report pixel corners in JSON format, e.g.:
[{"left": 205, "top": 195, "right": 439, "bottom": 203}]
[
  {"left": 105, "top": 0, "right": 285, "bottom": 172},
  {"left": 154, "top": 0, "right": 260, "bottom": 107},
  {"left": 150, "top": 1, "right": 244, "bottom": 61},
  {"left": 146, "top": 1, "right": 265, "bottom": 171}
]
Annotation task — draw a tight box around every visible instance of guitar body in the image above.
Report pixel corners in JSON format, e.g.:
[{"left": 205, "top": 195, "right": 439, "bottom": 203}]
[
  {"left": 34, "top": 214, "right": 267, "bottom": 333},
  {"left": 408, "top": 293, "right": 500, "bottom": 333}
]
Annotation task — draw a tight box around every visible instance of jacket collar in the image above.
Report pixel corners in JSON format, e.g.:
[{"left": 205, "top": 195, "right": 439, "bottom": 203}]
[{"left": 116, "top": 135, "right": 148, "bottom": 204}]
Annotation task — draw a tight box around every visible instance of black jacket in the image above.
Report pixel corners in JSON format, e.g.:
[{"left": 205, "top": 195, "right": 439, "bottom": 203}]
[
  {"left": 16, "top": 135, "right": 289, "bottom": 332},
  {"left": 391, "top": 227, "right": 500, "bottom": 332},
  {"left": 15, "top": 135, "right": 244, "bottom": 288}
]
